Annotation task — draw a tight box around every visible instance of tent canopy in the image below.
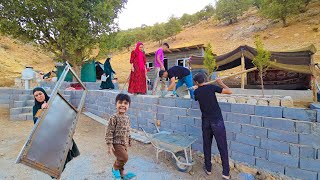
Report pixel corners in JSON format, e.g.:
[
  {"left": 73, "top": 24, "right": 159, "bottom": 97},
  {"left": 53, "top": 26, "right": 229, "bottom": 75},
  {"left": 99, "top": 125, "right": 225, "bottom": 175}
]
[{"left": 190, "top": 44, "right": 316, "bottom": 74}]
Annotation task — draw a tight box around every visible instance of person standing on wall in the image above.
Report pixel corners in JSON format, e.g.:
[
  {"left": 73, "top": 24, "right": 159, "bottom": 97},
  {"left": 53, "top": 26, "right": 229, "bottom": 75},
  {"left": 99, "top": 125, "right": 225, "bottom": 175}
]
[
  {"left": 152, "top": 43, "right": 170, "bottom": 95},
  {"left": 100, "top": 58, "right": 115, "bottom": 90},
  {"left": 128, "top": 42, "right": 147, "bottom": 95}
]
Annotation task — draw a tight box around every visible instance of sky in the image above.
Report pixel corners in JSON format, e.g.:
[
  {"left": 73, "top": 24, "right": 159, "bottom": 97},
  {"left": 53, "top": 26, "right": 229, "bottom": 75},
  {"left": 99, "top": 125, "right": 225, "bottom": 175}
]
[{"left": 117, "top": 0, "right": 214, "bottom": 30}]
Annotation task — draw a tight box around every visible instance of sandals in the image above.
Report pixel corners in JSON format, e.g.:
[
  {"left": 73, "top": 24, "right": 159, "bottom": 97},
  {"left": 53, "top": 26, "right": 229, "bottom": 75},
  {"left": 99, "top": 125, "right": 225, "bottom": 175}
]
[
  {"left": 112, "top": 168, "right": 121, "bottom": 180},
  {"left": 222, "top": 175, "right": 231, "bottom": 180},
  {"left": 122, "top": 172, "right": 136, "bottom": 180}
]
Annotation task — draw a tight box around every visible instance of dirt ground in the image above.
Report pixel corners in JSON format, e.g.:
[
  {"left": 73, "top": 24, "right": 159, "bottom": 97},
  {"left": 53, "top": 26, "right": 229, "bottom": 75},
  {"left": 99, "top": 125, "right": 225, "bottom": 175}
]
[{"left": 0, "top": 107, "right": 242, "bottom": 180}]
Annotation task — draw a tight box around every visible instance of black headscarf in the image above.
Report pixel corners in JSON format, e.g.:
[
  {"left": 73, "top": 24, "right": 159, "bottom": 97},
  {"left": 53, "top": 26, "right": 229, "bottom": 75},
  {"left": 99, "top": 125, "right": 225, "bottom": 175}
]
[{"left": 32, "top": 87, "right": 50, "bottom": 123}]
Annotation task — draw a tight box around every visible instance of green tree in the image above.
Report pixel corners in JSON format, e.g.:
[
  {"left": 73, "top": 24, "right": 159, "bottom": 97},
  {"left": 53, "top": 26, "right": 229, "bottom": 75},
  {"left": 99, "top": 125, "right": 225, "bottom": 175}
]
[
  {"left": 203, "top": 43, "right": 217, "bottom": 76},
  {"left": 150, "top": 23, "right": 166, "bottom": 45},
  {"left": 179, "top": 13, "right": 196, "bottom": 26},
  {"left": 252, "top": 36, "right": 271, "bottom": 96},
  {"left": 261, "top": 0, "right": 304, "bottom": 27},
  {"left": 164, "top": 16, "right": 182, "bottom": 40},
  {"left": 0, "top": 0, "right": 127, "bottom": 75},
  {"left": 215, "top": 0, "right": 250, "bottom": 24},
  {"left": 115, "top": 31, "right": 135, "bottom": 51}
]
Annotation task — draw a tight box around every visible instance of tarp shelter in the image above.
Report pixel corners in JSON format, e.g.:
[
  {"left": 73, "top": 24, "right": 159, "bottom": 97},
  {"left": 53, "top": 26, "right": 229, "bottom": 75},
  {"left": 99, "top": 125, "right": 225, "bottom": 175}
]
[
  {"left": 56, "top": 64, "right": 73, "bottom": 82},
  {"left": 190, "top": 45, "right": 317, "bottom": 90}
]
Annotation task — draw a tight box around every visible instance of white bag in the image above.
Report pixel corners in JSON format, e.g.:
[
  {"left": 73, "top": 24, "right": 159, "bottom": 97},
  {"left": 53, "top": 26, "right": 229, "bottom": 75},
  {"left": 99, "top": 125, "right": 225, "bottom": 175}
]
[{"left": 101, "top": 75, "right": 109, "bottom": 82}]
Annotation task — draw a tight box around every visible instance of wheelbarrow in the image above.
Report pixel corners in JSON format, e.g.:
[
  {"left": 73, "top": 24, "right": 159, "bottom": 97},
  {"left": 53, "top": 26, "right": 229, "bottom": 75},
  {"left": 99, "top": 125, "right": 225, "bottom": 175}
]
[{"left": 140, "top": 126, "right": 197, "bottom": 173}]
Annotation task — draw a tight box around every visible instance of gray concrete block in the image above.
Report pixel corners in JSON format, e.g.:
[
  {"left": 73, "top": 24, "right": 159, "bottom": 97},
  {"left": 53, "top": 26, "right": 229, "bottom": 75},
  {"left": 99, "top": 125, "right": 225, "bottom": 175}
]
[
  {"left": 140, "top": 103, "right": 157, "bottom": 112},
  {"left": 159, "top": 98, "right": 175, "bottom": 106},
  {"left": 142, "top": 96, "right": 159, "bottom": 104},
  {"left": 227, "top": 113, "right": 250, "bottom": 124},
  {"left": 22, "top": 107, "right": 32, "bottom": 113},
  {"left": 255, "top": 106, "right": 283, "bottom": 118},
  {"left": 235, "top": 133, "right": 260, "bottom": 146},
  {"left": 187, "top": 109, "right": 201, "bottom": 117},
  {"left": 186, "top": 125, "right": 201, "bottom": 137},
  {"left": 285, "top": 167, "right": 318, "bottom": 180},
  {"left": 175, "top": 99, "right": 192, "bottom": 108},
  {"left": 137, "top": 117, "right": 148, "bottom": 125},
  {"left": 157, "top": 106, "right": 171, "bottom": 114},
  {"left": 171, "top": 122, "right": 186, "bottom": 132},
  {"left": 10, "top": 108, "right": 22, "bottom": 115},
  {"left": 312, "top": 122, "right": 320, "bottom": 136},
  {"left": 255, "top": 159, "right": 284, "bottom": 174},
  {"left": 224, "top": 121, "right": 242, "bottom": 133},
  {"left": 283, "top": 107, "right": 317, "bottom": 122},
  {"left": 231, "top": 151, "right": 255, "bottom": 166},
  {"left": 267, "top": 129, "right": 299, "bottom": 143},
  {"left": 262, "top": 117, "right": 295, "bottom": 132},
  {"left": 260, "top": 139, "right": 289, "bottom": 153},
  {"left": 254, "top": 147, "right": 267, "bottom": 159},
  {"left": 194, "top": 117, "right": 202, "bottom": 127},
  {"left": 230, "top": 141, "right": 254, "bottom": 155},
  {"left": 156, "top": 114, "right": 164, "bottom": 120},
  {"left": 169, "top": 107, "right": 187, "bottom": 116},
  {"left": 268, "top": 151, "right": 299, "bottom": 167},
  {"left": 191, "top": 100, "right": 200, "bottom": 109},
  {"left": 178, "top": 116, "right": 194, "bottom": 125},
  {"left": 222, "top": 112, "right": 227, "bottom": 121},
  {"left": 159, "top": 120, "right": 171, "bottom": 130},
  {"left": 251, "top": 116, "right": 262, "bottom": 126},
  {"left": 219, "top": 102, "right": 231, "bottom": 112},
  {"left": 241, "top": 124, "right": 268, "bottom": 138},
  {"left": 142, "top": 111, "right": 156, "bottom": 120},
  {"left": 300, "top": 146, "right": 316, "bottom": 159},
  {"left": 231, "top": 103, "right": 255, "bottom": 115},
  {"left": 163, "top": 114, "right": 178, "bottom": 122},
  {"left": 289, "top": 144, "right": 300, "bottom": 157},
  {"left": 299, "top": 134, "right": 320, "bottom": 148},
  {"left": 296, "top": 122, "right": 312, "bottom": 134},
  {"left": 13, "top": 101, "right": 25, "bottom": 108}
]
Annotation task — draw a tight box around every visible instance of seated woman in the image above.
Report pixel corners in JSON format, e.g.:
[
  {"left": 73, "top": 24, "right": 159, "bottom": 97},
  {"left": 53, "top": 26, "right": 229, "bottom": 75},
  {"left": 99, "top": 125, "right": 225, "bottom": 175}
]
[{"left": 32, "top": 87, "right": 80, "bottom": 179}]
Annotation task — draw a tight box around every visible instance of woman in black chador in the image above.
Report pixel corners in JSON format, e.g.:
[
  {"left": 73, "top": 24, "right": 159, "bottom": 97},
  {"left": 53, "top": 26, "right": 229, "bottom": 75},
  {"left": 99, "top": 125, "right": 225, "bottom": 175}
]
[
  {"left": 32, "top": 87, "right": 80, "bottom": 179},
  {"left": 100, "top": 57, "right": 116, "bottom": 90}
]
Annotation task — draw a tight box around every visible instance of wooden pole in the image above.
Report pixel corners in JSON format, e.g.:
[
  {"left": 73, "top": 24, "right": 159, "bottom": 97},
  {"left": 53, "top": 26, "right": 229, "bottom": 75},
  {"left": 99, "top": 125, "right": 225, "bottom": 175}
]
[{"left": 241, "top": 52, "right": 245, "bottom": 89}]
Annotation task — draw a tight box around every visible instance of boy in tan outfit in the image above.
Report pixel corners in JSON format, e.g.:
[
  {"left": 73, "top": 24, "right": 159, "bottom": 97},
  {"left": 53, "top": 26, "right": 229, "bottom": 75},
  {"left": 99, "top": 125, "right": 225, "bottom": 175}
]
[{"left": 105, "top": 93, "right": 136, "bottom": 180}]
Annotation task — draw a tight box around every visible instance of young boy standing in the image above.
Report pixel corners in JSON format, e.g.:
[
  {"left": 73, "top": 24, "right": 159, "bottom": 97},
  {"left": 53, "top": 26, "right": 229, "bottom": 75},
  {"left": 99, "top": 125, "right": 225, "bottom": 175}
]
[
  {"left": 193, "top": 73, "right": 232, "bottom": 179},
  {"left": 105, "top": 93, "right": 136, "bottom": 180}
]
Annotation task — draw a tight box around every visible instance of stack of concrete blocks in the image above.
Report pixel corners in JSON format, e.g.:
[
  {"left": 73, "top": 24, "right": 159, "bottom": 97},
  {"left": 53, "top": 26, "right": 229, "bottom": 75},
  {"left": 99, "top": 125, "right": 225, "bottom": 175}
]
[
  {"left": 81, "top": 91, "right": 320, "bottom": 180},
  {"left": 40, "top": 81, "right": 119, "bottom": 90},
  {"left": 217, "top": 94, "right": 294, "bottom": 107}
]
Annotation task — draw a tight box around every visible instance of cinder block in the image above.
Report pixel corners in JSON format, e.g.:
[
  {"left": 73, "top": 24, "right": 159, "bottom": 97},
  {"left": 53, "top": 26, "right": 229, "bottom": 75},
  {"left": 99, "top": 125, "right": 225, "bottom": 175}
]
[
  {"left": 187, "top": 109, "right": 201, "bottom": 117},
  {"left": 231, "top": 151, "right": 255, "bottom": 166},
  {"left": 10, "top": 108, "right": 22, "bottom": 115},
  {"left": 142, "top": 96, "right": 159, "bottom": 104},
  {"left": 285, "top": 167, "right": 318, "bottom": 180},
  {"left": 159, "top": 120, "right": 171, "bottom": 130},
  {"left": 268, "top": 150, "right": 299, "bottom": 167},
  {"left": 224, "top": 121, "right": 241, "bottom": 133},
  {"left": 300, "top": 146, "right": 316, "bottom": 159},
  {"left": 156, "top": 114, "right": 164, "bottom": 120},
  {"left": 255, "top": 106, "right": 283, "bottom": 118},
  {"left": 219, "top": 102, "right": 231, "bottom": 112},
  {"left": 260, "top": 139, "right": 289, "bottom": 153},
  {"left": 263, "top": 117, "right": 295, "bottom": 132},
  {"left": 157, "top": 106, "right": 171, "bottom": 114},
  {"left": 267, "top": 129, "right": 299, "bottom": 143},
  {"left": 295, "top": 122, "right": 312, "bottom": 134},
  {"left": 283, "top": 107, "right": 317, "bottom": 122},
  {"left": 251, "top": 116, "right": 262, "bottom": 126},
  {"left": 175, "top": 99, "right": 192, "bottom": 108},
  {"left": 169, "top": 107, "right": 187, "bottom": 116},
  {"left": 230, "top": 141, "right": 254, "bottom": 155},
  {"left": 235, "top": 133, "right": 260, "bottom": 146},
  {"left": 226, "top": 132, "right": 236, "bottom": 141},
  {"left": 178, "top": 116, "right": 195, "bottom": 125},
  {"left": 241, "top": 125, "right": 268, "bottom": 138},
  {"left": 163, "top": 114, "right": 178, "bottom": 122},
  {"left": 194, "top": 118, "right": 202, "bottom": 127},
  {"left": 312, "top": 122, "right": 320, "bottom": 136},
  {"left": 171, "top": 123, "right": 186, "bottom": 132},
  {"left": 231, "top": 103, "right": 255, "bottom": 115},
  {"left": 142, "top": 111, "right": 156, "bottom": 120},
  {"left": 227, "top": 113, "right": 250, "bottom": 124},
  {"left": 159, "top": 98, "right": 175, "bottom": 106},
  {"left": 289, "top": 144, "right": 300, "bottom": 157},
  {"left": 300, "top": 158, "right": 320, "bottom": 172},
  {"left": 137, "top": 117, "right": 147, "bottom": 125},
  {"left": 191, "top": 100, "right": 200, "bottom": 109},
  {"left": 255, "top": 159, "right": 284, "bottom": 174},
  {"left": 222, "top": 112, "right": 227, "bottom": 121},
  {"left": 186, "top": 125, "right": 201, "bottom": 137},
  {"left": 299, "top": 134, "right": 320, "bottom": 147},
  {"left": 254, "top": 147, "right": 267, "bottom": 159}
]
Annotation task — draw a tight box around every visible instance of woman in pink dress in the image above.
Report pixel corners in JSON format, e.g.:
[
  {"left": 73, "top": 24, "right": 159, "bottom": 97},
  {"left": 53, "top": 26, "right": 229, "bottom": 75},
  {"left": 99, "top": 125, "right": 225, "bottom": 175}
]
[{"left": 128, "top": 42, "right": 147, "bottom": 94}]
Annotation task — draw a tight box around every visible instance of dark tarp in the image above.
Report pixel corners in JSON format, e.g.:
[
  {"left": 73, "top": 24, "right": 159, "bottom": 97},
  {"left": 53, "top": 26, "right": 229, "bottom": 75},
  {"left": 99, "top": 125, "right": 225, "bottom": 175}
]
[{"left": 190, "top": 44, "right": 316, "bottom": 74}]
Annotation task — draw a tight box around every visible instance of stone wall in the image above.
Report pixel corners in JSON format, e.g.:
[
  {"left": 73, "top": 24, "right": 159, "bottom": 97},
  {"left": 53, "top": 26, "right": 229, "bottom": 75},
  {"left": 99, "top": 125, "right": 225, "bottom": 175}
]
[{"left": 82, "top": 90, "right": 320, "bottom": 180}]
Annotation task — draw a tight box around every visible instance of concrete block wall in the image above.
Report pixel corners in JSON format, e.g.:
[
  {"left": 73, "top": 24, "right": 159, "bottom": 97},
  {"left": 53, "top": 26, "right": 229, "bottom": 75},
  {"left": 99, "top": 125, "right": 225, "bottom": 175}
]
[{"left": 79, "top": 90, "right": 320, "bottom": 180}]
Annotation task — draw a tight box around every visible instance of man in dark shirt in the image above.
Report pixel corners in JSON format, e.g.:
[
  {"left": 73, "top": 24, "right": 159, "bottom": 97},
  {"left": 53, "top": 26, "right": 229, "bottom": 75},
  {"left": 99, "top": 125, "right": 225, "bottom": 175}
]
[
  {"left": 193, "top": 72, "right": 232, "bottom": 179},
  {"left": 159, "top": 66, "right": 195, "bottom": 99}
]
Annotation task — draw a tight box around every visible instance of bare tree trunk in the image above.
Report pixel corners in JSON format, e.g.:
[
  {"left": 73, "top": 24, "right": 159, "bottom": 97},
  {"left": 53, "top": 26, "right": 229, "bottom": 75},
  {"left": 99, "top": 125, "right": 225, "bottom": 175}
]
[
  {"left": 260, "top": 71, "right": 265, "bottom": 97},
  {"left": 73, "top": 65, "right": 81, "bottom": 82},
  {"left": 281, "top": 17, "right": 287, "bottom": 27}
]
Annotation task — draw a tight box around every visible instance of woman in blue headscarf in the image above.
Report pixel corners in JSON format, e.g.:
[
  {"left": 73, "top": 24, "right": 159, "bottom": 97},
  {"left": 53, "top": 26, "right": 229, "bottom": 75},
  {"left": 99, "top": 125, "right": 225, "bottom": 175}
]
[
  {"left": 32, "top": 87, "right": 80, "bottom": 179},
  {"left": 100, "top": 58, "right": 116, "bottom": 90}
]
